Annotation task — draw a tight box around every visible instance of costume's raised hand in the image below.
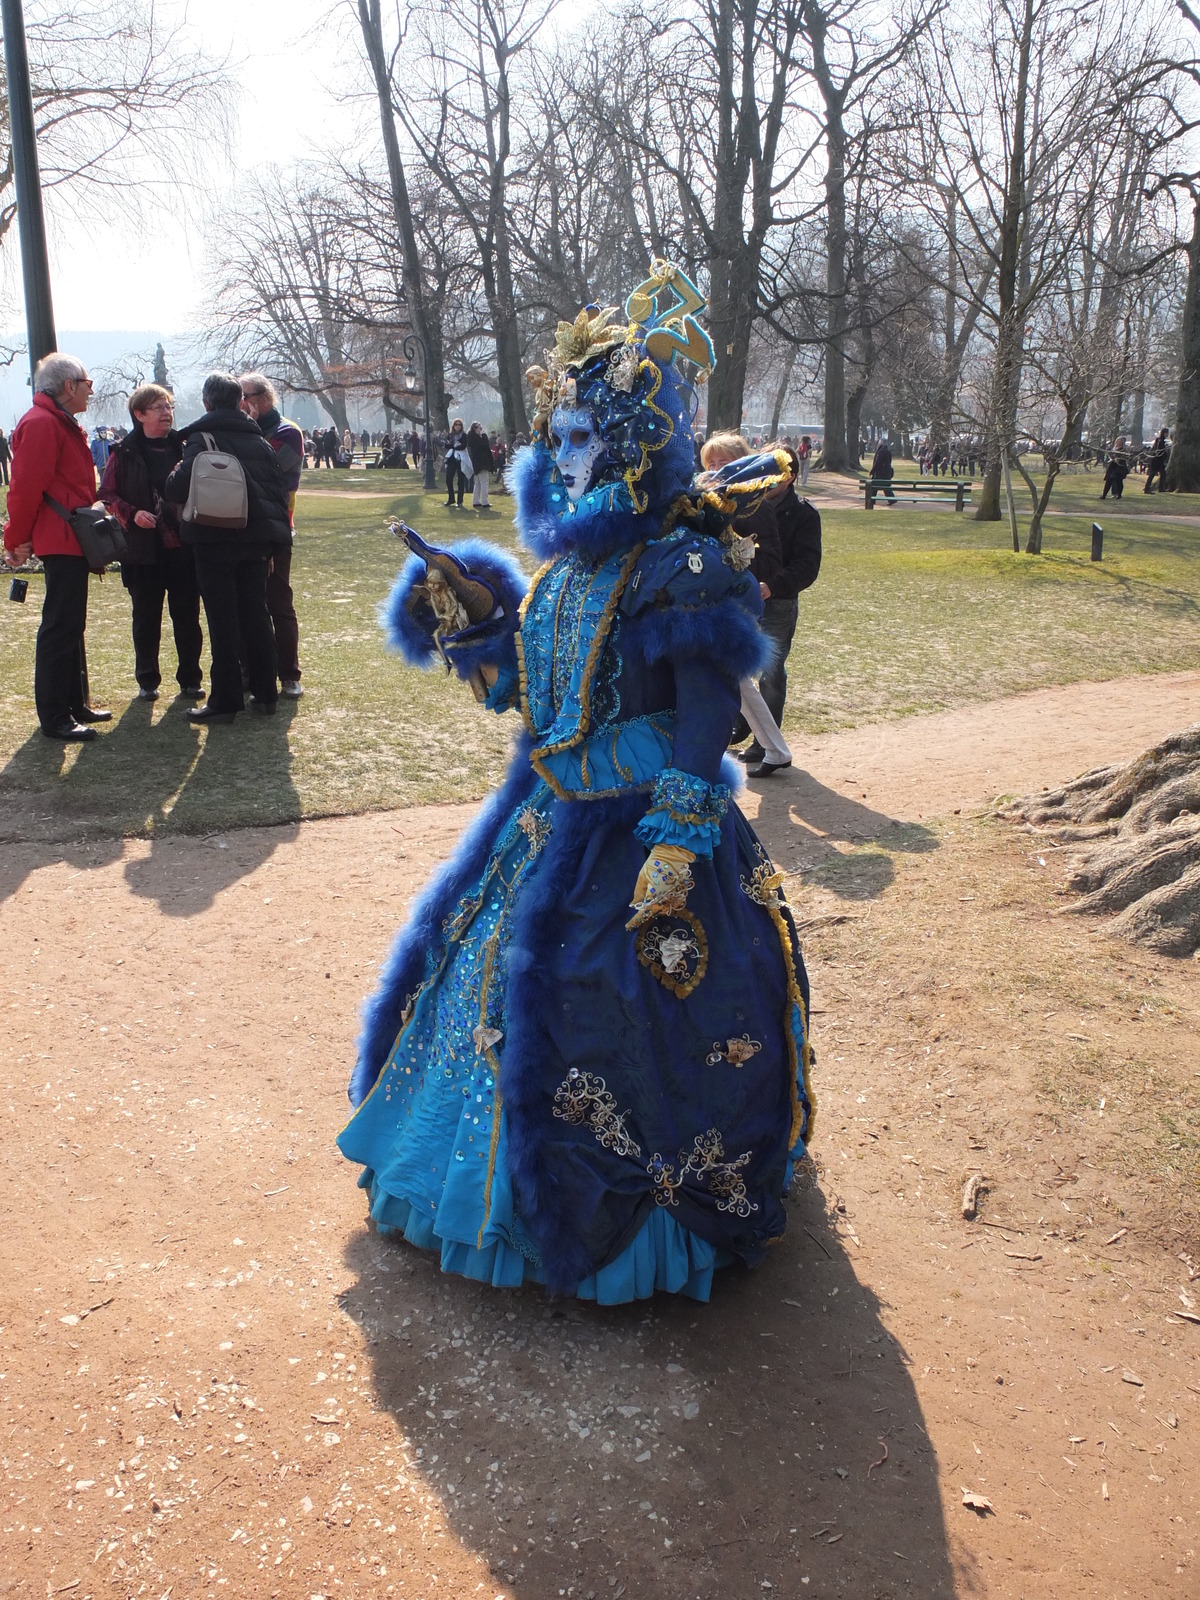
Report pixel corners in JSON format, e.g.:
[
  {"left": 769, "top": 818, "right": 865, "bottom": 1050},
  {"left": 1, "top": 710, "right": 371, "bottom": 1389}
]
[
  {"left": 393, "top": 522, "right": 505, "bottom": 702},
  {"left": 626, "top": 844, "right": 696, "bottom": 931}
]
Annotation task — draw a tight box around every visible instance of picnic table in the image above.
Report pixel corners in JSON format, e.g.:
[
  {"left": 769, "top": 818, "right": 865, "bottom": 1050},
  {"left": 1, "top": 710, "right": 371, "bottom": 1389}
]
[{"left": 860, "top": 477, "right": 973, "bottom": 511}]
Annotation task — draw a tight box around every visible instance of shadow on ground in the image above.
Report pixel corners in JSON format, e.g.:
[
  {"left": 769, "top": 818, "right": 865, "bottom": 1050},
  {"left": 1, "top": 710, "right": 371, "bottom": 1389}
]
[
  {"left": 751, "top": 768, "right": 939, "bottom": 901},
  {"left": 340, "top": 1175, "right": 959, "bottom": 1600},
  {"left": 0, "top": 696, "right": 301, "bottom": 912}
]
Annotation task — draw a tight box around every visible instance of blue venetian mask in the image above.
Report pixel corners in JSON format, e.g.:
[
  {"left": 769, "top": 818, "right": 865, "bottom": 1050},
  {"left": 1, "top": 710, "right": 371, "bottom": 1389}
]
[{"left": 550, "top": 404, "right": 607, "bottom": 503}]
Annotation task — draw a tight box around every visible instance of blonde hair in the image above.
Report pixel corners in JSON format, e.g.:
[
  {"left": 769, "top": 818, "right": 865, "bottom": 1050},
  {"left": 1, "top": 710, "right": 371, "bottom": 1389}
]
[
  {"left": 700, "top": 431, "right": 751, "bottom": 469},
  {"left": 129, "top": 383, "right": 173, "bottom": 420}
]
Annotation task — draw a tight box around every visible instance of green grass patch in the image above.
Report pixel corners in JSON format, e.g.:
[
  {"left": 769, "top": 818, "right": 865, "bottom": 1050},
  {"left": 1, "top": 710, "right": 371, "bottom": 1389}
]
[{"left": 1, "top": 477, "right": 1198, "bottom": 841}]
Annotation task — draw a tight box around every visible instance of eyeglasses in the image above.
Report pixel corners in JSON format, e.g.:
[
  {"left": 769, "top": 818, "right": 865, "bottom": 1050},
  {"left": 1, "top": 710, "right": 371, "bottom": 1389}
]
[
  {"left": 70, "top": 375, "right": 93, "bottom": 387},
  {"left": 147, "top": 401, "right": 174, "bottom": 413}
]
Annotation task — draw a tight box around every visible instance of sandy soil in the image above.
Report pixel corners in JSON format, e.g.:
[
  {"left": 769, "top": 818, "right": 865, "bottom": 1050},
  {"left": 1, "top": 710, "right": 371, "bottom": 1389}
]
[{"left": 1, "top": 672, "right": 1198, "bottom": 1600}]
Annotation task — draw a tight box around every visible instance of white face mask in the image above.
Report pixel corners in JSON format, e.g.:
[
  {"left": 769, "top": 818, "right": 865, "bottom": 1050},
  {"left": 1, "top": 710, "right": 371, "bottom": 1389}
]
[{"left": 550, "top": 404, "right": 605, "bottom": 503}]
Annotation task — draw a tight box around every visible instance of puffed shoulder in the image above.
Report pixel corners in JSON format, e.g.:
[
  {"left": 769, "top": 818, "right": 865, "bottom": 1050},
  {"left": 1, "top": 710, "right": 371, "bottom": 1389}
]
[
  {"left": 621, "top": 530, "right": 760, "bottom": 617},
  {"left": 621, "top": 531, "right": 771, "bottom": 680},
  {"left": 381, "top": 537, "right": 529, "bottom": 668}
]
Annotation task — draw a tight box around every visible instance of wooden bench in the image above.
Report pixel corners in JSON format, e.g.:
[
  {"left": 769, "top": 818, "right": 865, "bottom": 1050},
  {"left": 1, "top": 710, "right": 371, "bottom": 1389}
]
[{"left": 860, "top": 477, "right": 973, "bottom": 511}]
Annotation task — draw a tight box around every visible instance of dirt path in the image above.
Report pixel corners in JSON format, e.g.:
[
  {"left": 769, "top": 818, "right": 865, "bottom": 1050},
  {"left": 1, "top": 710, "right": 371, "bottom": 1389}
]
[{"left": 2, "top": 674, "right": 1197, "bottom": 1599}]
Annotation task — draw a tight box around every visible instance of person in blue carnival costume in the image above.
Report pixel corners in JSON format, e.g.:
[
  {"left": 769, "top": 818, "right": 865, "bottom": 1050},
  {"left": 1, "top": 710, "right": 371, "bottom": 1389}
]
[{"left": 338, "top": 261, "right": 816, "bottom": 1303}]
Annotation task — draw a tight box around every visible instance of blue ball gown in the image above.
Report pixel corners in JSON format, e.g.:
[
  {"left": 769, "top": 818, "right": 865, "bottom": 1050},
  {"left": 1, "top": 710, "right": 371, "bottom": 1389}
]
[{"left": 337, "top": 432, "right": 815, "bottom": 1304}]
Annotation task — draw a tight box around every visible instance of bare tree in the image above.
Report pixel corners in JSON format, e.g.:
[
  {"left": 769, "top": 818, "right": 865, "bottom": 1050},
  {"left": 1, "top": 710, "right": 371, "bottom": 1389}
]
[
  {"left": 206, "top": 172, "right": 369, "bottom": 430},
  {"left": 354, "top": 0, "right": 451, "bottom": 433},
  {"left": 384, "top": 0, "right": 555, "bottom": 439},
  {"left": 0, "top": 0, "right": 226, "bottom": 246},
  {"left": 798, "top": 0, "right": 937, "bottom": 469}
]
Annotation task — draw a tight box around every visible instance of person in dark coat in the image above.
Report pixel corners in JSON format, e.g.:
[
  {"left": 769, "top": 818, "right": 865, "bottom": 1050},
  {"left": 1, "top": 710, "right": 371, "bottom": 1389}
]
[
  {"left": 2, "top": 352, "right": 111, "bottom": 741},
  {"left": 164, "top": 372, "right": 291, "bottom": 724},
  {"left": 0, "top": 427, "right": 11, "bottom": 485},
  {"left": 444, "top": 419, "right": 471, "bottom": 507},
  {"left": 1101, "top": 437, "right": 1129, "bottom": 500},
  {"left": 869, "top": 438, "right": 896, "bottom": 503},
  {"left": 699, "top": 431, "right": 792, "bottom": 776},
  {"left": 99, "top": 383, "right": 203, "bottom": 701},
  {"left": 1144, "top": 428, "right": 1170, "bottom": 492},
  {"left": 239, "top": 372, "right": 305, "bottom": 698},
  {"left": 742, "top": 444, "right": 822, "bottom": 754},
  {"left": 466, "top": 420, "right": 493, "bottom": 508}
]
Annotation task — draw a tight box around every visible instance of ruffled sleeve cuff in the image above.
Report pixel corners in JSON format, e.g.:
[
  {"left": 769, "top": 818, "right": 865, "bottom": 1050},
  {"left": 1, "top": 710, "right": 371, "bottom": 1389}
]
[{"left": 634, "top": 767, "right": 730, "bottom": 858}]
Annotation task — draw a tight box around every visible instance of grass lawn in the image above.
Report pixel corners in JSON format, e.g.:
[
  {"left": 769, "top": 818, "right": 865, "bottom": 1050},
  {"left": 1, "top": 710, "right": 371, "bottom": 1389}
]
[{"left": 2, "top": 469, "right": 1198, "bottom": 841}]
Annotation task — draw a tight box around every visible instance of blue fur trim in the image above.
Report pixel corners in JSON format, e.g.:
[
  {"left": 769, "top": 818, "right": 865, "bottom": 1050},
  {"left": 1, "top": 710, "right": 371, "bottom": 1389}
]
[
  {"left": 633, "top": 594, "right": 773, "bottom": 683},
  {"left": 719, "top": 752, "right": 746, "bottom": 795},
  {"left": 381, "top": 555, "right": 440, "bottom": 667},
  {"left": 501, "top": 792, "right": 648, "bottom": 1291},
  {"left": 380, "top": 539, "right": 529, "bottom": 673},
  {"left": 349, "top": 739, "right": 540, "bottom": 1106}
]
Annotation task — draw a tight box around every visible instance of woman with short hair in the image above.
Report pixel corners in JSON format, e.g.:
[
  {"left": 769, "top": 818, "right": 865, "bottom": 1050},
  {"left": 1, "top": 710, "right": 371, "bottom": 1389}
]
[
  {"left": 2, "top": 351, "right": 111, "bottom": 741},
  {"left": 99, "top": 384, "right": 203, "bottom": 701}
]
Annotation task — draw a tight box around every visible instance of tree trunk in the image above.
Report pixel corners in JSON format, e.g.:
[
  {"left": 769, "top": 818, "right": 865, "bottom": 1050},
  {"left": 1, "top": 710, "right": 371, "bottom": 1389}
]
[
  {"left": 357, "top": 0, "right": 449, "bottom": 434},
  {"left": 976, "top": 0, "right": 1033, "bottom": 522},
  {"left": 809, "top": 9, "right": 848, "bottom": 471},
  {"left": 1131, "top": 389, "right": 1145, "bottom": 450},
  {"left": 1166, "top": 195, "right": 1200, "bottom": 492},
  {"left": 769, "top": 345, "right": 797, "bottom": 437}
]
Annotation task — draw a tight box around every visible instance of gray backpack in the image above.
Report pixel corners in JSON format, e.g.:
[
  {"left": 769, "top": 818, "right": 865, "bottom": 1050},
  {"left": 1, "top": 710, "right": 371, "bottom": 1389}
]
[{"left": 182, "top": 431, "right": 248, "bottom": 529}]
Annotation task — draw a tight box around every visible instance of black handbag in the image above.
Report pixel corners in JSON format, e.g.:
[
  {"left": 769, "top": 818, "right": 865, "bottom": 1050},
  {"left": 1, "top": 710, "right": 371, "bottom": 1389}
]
[{"left": 43, "top": 492, "right": 129, "bottom": 571}]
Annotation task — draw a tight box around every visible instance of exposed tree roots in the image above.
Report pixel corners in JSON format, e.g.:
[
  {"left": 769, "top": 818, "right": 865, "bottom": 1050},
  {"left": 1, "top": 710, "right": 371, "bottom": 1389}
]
[{"left": 998, "top": 726, "right": 1200, "bottom": 955}]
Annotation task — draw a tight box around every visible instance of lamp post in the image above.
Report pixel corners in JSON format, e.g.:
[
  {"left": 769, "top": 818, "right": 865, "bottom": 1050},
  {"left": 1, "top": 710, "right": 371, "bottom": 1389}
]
[
  {"left": 401, "top": 331, "right": 437, "bottom": 493},
  {"left": 2, "top": 0, "right": 57, "bottom": 376}
]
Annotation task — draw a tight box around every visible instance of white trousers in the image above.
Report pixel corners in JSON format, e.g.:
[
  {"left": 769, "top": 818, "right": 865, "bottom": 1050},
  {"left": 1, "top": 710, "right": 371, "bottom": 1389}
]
[
  {"left": 740, "top": 678, "right": 791, "bottom": 764},
  {"left": 473, "top": 474, "right": 490, "bottom": 507}
]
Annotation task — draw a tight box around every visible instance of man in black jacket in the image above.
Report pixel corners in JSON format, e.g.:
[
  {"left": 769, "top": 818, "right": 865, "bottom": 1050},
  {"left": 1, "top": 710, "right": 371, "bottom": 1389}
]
[
  {"left": 757, "top": 447, "right": 822, "bottom": 733},
  {"left": 164, "top": 372, "right": 291, "bottom": 724}
]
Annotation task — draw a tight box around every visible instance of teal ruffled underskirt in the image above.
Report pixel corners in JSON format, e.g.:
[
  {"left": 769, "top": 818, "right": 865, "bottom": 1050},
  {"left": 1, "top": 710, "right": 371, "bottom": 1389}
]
[{"left": 358, "top": 1167, "right": 733, "bottom": 1304}]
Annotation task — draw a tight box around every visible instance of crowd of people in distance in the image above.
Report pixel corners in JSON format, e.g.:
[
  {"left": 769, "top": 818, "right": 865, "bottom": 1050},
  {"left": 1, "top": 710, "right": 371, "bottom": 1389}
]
[
  {"left": 304, "top": 419, "right": 513, "bottom": 501},
  {"left": 2, "top": 353, "right": 305, "bottom": 742}
]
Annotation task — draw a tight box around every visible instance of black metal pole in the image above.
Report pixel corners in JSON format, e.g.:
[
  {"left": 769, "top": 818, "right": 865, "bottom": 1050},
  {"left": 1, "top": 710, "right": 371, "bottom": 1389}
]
[
  {"left": 1, "top": 0, "right": 57, "bottom": 376},
  {"left": 419, "top": 338, "right": 435, "bottom": 493},
  {"left": 1091, "top": 522, "right": 1103, "bottom": 562}
]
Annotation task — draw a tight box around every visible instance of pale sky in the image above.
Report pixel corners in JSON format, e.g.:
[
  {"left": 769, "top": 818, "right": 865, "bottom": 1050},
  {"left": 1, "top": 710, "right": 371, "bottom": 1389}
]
[
  {"left": 34, "top": 0, "right": 366, "bottom": 335},
  {"left": 29, "top": 0, "right": 587, "bottom": 339}
]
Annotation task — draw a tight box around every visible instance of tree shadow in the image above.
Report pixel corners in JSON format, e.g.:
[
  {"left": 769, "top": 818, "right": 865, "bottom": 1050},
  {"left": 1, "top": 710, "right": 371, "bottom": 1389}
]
[
  {"left": 338, "top": 1174, "right": 960, "bottom": 1600},
  {"left": 751, "top": 769, "right": 939, "bottom": 902},
  {"left": 0, "top": 696, "right": 301, "bottom": 914}
]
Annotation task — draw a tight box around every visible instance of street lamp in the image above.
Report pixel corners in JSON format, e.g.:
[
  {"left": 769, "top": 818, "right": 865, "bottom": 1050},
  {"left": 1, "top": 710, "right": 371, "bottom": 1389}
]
[
  {"left": 401, "top": 330, "right": 437, "bottom": 493},
  {"left": 2, "top": 0, "right": 57, "bottom": 376}
]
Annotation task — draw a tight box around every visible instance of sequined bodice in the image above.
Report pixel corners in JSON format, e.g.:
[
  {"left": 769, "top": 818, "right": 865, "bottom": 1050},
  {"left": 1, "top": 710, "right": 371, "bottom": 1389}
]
[{"left": 520, "top": 553, "right": 623, "bottom": 740}]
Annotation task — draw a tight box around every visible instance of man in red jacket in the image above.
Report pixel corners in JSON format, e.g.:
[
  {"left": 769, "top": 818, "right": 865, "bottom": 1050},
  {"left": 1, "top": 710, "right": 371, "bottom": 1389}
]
[{"left": 3, "top": 352, "right": 111, "bottom": 741}]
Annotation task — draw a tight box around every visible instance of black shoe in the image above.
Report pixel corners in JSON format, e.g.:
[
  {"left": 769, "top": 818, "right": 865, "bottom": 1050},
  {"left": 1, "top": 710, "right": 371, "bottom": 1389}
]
[
  {"left": 137, "top": 687, "right": 159, "bottom": 701},
  {"left": 187, "top": 703, "right": 236, "bottom": 725},
  {"left": 738, "top": 743, "right": 765, "bottom": 764},
  {"left": 248, "top": 696, "right": 277, "bottom": 715},
  {"left": 180, "top": 684, "right": 203, "bottom": 698},
  {"left": 75, "top": 706, "right": 113, "bottom": 723},
  {"left": 748, "top": 758, "right": 792, "bottom": 778},
  {"left": 42, "top": 718, "right": 97, "bottom": 742}
]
